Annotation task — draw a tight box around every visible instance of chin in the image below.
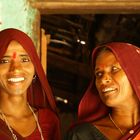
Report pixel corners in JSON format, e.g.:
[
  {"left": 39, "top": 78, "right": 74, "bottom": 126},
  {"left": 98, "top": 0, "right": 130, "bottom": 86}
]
[
  {"left": 7, "top": 89, "right": 26, "bottom": 96},
  {"left": 102, "top": 99, "right": 116, "bottom": 107}
]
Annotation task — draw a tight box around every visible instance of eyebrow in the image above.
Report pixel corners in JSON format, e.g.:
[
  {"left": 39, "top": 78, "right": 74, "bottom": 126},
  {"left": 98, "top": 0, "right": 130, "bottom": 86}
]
[
  {"left": 95, "top": 67, "right": 99, "bottom": 71},
  {"left": 2, "top": 54, "right": 29, "bottom": 58},
  {"left": 19, "top": 54, "right": 29, "bottom": 57},
  {"left": 95, "top": 62, "right": 120, "bottom": 71},
  {"left": 1, "top": 54, "right": 29, "bottom": 59}
]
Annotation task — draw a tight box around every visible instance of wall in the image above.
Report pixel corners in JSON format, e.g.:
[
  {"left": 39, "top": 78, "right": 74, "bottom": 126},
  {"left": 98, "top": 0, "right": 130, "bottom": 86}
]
[{"left": 0, "top": 0, "right": 40, "bottom": 46}]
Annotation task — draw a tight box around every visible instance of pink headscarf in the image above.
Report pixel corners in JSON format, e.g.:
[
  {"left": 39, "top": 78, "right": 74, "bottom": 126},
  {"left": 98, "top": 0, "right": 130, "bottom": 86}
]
[
  {"left": 78, "top": 42, "right": 140, "bottom": 122},
  {"left": 0, "top": 28, "right": 57, "bottom": 113}
]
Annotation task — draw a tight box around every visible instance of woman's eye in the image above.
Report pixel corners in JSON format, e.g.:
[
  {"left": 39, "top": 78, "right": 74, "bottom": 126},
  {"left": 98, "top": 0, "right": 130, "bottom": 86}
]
[
  {"left": 0, "top": 59, "right": 9, "bottom": 64},
  {"left": 95, "top": 72, "right": 103, "bottom": 78},
  {"left": 21, "top": 58, "right": 30, "bottom": 62},
  {"left": 112, "top": 66, "right": 120, "bottom": 73}
]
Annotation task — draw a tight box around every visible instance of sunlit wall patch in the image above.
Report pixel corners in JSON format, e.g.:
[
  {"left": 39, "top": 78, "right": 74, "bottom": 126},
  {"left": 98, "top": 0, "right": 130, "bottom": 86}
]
[{"left": 0, "top": 2, "right": 2, "bottom": 28}]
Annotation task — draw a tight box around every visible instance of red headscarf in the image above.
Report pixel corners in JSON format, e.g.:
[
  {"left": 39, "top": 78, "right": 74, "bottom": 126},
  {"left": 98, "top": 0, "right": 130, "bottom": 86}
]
[
  {"left": 0, "top": 28, "right": 57, "bottom": 113},
  {"left": 78, "top": 42, "right": 140, "bottom": 122}
]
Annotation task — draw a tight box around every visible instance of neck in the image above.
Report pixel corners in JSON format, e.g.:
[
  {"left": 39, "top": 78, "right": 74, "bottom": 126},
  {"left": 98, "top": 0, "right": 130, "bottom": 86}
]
[
  {"left": 0, "top": 103, "right": 44, "bottom": 140},
  {"left": 0, "top": 96, "right": 30, "bottom": 118},
  {"left": 109, "top": 113, "right": 124, "bottom": 135},
  {"left": 110, "top": 96, "right": 140, "bottom": 126},
  {"left": 111, "top": 104, "right": 140, "bottom": 127}
]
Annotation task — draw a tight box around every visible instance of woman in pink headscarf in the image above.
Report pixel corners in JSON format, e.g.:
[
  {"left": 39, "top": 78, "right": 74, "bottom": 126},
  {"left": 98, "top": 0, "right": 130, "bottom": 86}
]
[
  {"left": 0, "top": 28, "right": 61, "bottom": 140},
  {"left": 65, "top": 42, "right": 140, "bottom": 140}
]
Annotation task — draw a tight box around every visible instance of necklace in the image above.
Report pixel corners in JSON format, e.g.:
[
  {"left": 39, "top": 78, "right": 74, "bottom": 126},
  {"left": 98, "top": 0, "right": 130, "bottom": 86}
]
[
  {"left": 28, "top": 104, "right": 44, "bottom": 140},
  {"left": 0, "top": 104, "right": 44, "bottom": 140},
  {"left": 109, "top": 113, "right": 124, "bottom": 135}
]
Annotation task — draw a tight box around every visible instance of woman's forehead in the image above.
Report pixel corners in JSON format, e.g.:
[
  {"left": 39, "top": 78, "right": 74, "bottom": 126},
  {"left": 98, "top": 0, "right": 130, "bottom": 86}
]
[
  {"left": 96, "top": 50, "right": 115, "bottom": 61},
  {"left": 5, "top": 40, "right": 27, "bottom": 54},
  {"left": 95, "top": 50, "right": 119, "bottom": 68}
]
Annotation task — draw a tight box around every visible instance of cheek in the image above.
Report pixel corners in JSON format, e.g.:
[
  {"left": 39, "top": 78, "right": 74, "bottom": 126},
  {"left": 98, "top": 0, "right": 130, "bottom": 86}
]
[
  {"left": 113, "top": 70, "right": 126, "bottom": 83},
  {"left": 95, "top": 79, "right": 98, "bottom": 88},
  {"left": 0, "top": 74, "right": 8, "bottom": 89},
  {"left": 0, "top": 68, "right": 9, "bottom": 82},
  {"left": 114, "top": 72, "right": 131, "bottom": 92},
  {"left": 0, "top": 64, "right": 10, "bottom": 72},
  {"left": 25, "top": 66, "right": 35, "bottom": 85},
  {"left": 95, "top": 79, "right": 101, "bottom": 93},
  {"left": 23, "top": 63, "right": 34, "bottom": 73},
  {"left": 121, "top": 76, "right": 132, "bottom": 91},
  {"left": 118, "top": 78, "right": 126, "bottom": 92},
  {"left": 28, "top": 65, "right": 35, "bottom": 76}
]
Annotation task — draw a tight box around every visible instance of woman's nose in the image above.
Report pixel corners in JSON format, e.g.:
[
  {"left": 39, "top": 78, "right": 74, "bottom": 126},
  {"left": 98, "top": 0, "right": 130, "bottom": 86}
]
[
  {"left": 101, "top": 73, "right": 112, "bottom": 84},
  {"left": 9, "top": 59, "right": 22, "bottom": 72}
]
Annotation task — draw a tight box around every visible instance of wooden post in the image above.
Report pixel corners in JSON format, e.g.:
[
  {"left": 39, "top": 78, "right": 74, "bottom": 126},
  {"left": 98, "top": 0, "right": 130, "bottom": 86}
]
[{"left": 41, "top": 28, "right": 51, "bottom": 74}]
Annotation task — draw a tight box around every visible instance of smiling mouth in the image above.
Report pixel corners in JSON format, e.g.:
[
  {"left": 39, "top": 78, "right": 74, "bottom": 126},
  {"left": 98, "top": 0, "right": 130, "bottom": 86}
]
[
  {"left": 102, "top": 87, "right": 117, "bottom": 93},
  {"left": 7, "top": 77, "right": 25, "bottom": 83}
]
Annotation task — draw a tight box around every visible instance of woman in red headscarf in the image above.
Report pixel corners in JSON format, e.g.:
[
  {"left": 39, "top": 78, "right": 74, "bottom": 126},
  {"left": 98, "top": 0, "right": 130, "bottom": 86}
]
[
  {"left": 0, "top": 28, "right": 61, "bottom": 140},
  {"left": 65, "top": 42, "right": 140, "bottom": 140}
]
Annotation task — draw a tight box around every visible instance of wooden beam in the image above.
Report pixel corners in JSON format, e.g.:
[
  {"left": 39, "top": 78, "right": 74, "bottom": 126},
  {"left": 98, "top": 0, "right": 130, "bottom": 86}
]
[{"left": 31, "top": 1, "right": 140, "bottom": 14}]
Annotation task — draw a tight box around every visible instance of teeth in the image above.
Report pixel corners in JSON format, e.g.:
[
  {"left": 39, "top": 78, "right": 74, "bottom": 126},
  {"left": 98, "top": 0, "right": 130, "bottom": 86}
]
[
  {"left": 8, "top": 77, "right": 25, "bottom": 83},
  {"left": 102, "top": 87, "right": 116, "bottom": 93}
]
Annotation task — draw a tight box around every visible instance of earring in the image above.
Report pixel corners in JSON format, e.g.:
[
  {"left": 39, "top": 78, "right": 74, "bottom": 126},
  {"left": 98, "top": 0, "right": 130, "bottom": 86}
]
[{"left": 33, "top": 75, "right": 37, "bottom": 82}]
